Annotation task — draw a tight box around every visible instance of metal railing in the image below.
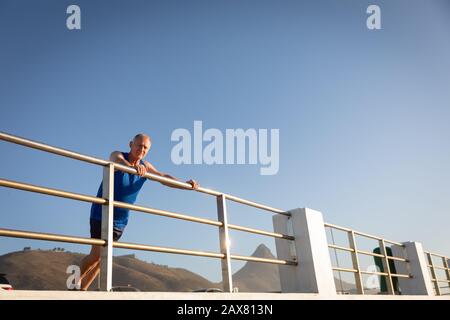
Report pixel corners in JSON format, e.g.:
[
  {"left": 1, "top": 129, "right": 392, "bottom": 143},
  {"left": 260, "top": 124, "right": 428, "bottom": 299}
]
[
  {"left": 2, "top": 131, "right": 448, "bottom": 296},
  {"left": 324, "top": 223, "right": 410, "bottom": 295},
  {"left": 0, "top": 131, "right": 296, "bottom": 292},
  {"left": 424, "top": 251, "right": 450, "bottom": 296}
]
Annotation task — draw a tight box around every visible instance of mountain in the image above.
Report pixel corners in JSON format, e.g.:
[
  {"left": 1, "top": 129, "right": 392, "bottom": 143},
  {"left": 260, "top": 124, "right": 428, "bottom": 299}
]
[
  {"left": 226, "top": 244, "right": 358, "bottom": 293},
  {"left": 0, "top": 249, "right": 214, "bottom": 291},
  {"left": 229, "top": 244, "right": 281, "bottom": 292}
]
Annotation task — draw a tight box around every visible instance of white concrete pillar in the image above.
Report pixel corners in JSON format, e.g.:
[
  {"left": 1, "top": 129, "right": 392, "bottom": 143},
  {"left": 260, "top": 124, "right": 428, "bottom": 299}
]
[
  {"left": 273, "top": 208, "right": 336, "bottom": 295},
  {"left": 392, "top": 241, "right": 434, "bottom": 296}
]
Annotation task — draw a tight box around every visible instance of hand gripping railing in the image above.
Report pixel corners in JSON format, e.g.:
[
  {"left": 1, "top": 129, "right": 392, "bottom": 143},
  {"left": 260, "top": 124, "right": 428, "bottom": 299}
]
[{"left": 0, "top": 131, "right": 296, "bottom": 292}]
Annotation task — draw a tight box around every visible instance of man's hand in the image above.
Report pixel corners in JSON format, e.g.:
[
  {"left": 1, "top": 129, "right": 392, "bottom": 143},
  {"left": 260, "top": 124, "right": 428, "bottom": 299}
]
[
  {"left": 142, "top": 160, "right": 199, "bottom": 190},
  {"left": 186, "top": 179, "right": 199, "bottom": 190},
  {"left": 135, "top": 164, "right": 147, "bottom": 177}
]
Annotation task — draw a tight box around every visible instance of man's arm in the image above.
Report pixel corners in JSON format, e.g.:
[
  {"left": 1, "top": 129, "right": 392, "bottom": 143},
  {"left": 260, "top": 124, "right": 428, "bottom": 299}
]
[
  {"left": 110, "top": 151, "right": 148, "bottom": 176},
  {"left": 143, "top": 161, "right": 199, "bottom": 190},
  {"left": 109, "top": 151, "right": 131, "bottom": 166}
]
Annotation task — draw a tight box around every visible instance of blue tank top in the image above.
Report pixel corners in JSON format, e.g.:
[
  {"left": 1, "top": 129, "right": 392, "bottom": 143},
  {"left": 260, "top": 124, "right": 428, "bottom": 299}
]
[{"left": 90, "top": 152, "right": 147, "bottom": 230}]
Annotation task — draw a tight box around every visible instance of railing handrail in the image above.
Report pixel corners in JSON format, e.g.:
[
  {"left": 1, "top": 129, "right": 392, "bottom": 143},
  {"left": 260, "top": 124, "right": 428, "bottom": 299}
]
[
  {"left": 0, "top": 131, "right": 289, "bottom": 216},
  {"left": 0, "top": 177, "right": 292, "bottom": 242},
  {"left": 324, "top": 222, "right": 404, "bottom": 247},
  {"left": 425, "top": 251, "right": 449, "bottom": 260},
  {"left": 325, "top": 224, "right": 450, "bottom": 266},
  {"left": 2, "top": 131, "right": 448, "bottom": 295},
  {"left": 326, "top": 222, "right": 411, "bottom": 295},
  {"left": 326, "top": 223, "right": 450, "bottom": 296},
  {"left": 0, "top": 227, "right": 297, "bottom": 265},
  {"left": 0, "top": 131, "right": 297, "bottom": 292}
]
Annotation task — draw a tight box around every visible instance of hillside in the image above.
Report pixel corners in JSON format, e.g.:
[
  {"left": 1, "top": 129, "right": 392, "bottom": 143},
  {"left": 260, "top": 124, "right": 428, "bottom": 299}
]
[
  {"left": 229, "top": 244, "right": 281, "bottom": 292},
  {"left": 0, "top": 249, "right": 214, "bottom": 291}
]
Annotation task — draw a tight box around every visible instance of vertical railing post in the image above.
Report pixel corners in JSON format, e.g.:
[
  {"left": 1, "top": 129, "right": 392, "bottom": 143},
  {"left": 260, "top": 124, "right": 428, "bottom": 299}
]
[
  {"left": 100, "top": 163, "right": 114, "bottom": 291},
  {"left": 378, "top": 239, "right": 395, "bottom": 294},
  {"left": 348, "top": 231, "right": 364, "bottom": 294},
  {"left": 443, "top": 256, "right": 450, "bottom": 289},
  {"left": 391, "top": 242, "right": 434, "bottom": 295},
  {"left": 427, "top": 253, "right": 440, "bottom": 295},
  {"left": 217, "top": 194, "right": 233, "bottom": 293},
  {"left": 273, "top": 208, "right": 336, "bottom": 295}
]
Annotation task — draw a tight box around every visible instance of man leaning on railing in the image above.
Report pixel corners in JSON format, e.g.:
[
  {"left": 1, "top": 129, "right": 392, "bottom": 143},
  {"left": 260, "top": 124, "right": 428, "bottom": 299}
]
[{"left": 78, "top": 133, "right": 199, "bottom": 291}]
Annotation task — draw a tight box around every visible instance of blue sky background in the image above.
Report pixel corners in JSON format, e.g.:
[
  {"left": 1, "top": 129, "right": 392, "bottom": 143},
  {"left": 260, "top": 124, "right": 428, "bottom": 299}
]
[{"left": 1, "top": 0, "right": 449, "bottom": 284}]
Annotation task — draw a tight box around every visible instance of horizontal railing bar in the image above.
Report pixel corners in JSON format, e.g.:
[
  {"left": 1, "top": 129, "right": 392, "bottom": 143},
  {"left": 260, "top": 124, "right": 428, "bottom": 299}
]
[
  {"left": 357, "top": 249, "right": 385, "bottom": 258},
  {"left": 114, "top": 201, "right": 222, "bottom": 227},
  {"left": 431, "top": 279, "right": 450, "bottom": 283},
  {"left": 359, "top": 270, "right": 389, "bottom": 276},
  {"left": 0, "top": 178, "right": 288, "bottom": 235},
  {"left": 386, "top": 255, "right": 408, "bottom": 262},
  {"left": 229, "top": 254, "right": 297, "bottom": 266},
  {"left": 360, "top": 270, "right": 411, "bottom": 278},
  {"left": 330, "top": 245, "right": 406, "bottom": 262},
  {"left": 353, "top": 231, "right": 403, "bottom": 246},
  {"left": 332, "top": 267, "right": 358, "bottom": 273},
  {"left": 0, "top": 179, "right": 293, "bottom": 246},
  {"left": 112, "top": 164, "right": 291, "bottom": 216},
  {"left": 390, "top": 273, "right": 412, "bottom": 278},
  {"left": 115, "top": 243, "right": 297, "bottom": 265},
  {"left": 0, "top": 227, "right": 296, "bottom": 266},
  {"left": 425, "top": 251, "right": 449, "bottom": 259},
  {"left": 332, "top": 268, "right": 408, "bottom": 279},
  {"left": 427, "top": 265, "right": 449, "bottom": 271},
  {"left": 114, "top": 241, "right": 224, "bottom": 259},
  {"left": 0, "top": 178, "right": 106, "bottom": 205},
  {"left": 328, "top": 244, "right": 355, "bottom": 253},
  {"left": 324, "top": 223, "right": 404, "bottom": 246},
  {"left": 383, "top": 239, "right": 405, "bottom": 246},
  {"left": 114, "top": 162, "right": 197, "bottom": 190},
  {"left": 0, "top": 228, "right": 105, "bottom": 246},
  {"left": 223, "top": 194, "right": 289, "bottom": 215},
  {"left": 117, "top": 202, "right": 293, "bottom": 239},
  {"left": 227, "top": 224, "right": 294, "bottom": 240},
  {"left": 356, "top": 249, "right": 408, "bottom": 262},
  {"left": 0, "top": 131, "right": 288, "bottom": 216},
  {"left": 116, "top": 162, "right": 291, "bottom": 216},
  {"left": 0, "top": 131, "right": 109, "bottom": 166},
  {"left": 324, "top": 223, "right": 352, "bottom": 232}
]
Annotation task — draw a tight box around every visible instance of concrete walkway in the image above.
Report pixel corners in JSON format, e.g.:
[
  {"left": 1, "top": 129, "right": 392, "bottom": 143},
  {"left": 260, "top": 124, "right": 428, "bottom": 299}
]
[{"left": 1, "top": 290, "right": 449, "bottom": 300}]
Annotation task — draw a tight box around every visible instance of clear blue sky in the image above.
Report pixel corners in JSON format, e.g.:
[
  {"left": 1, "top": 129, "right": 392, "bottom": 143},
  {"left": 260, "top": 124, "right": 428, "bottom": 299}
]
[{"left": 1, "top": 0, "right": 449, "bottom": 283}]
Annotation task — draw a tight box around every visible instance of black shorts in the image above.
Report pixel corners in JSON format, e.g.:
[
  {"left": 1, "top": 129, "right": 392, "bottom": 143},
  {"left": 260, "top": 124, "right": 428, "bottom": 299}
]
[{"left": 90, "top": 219, "right": 124, "bottom": 241}]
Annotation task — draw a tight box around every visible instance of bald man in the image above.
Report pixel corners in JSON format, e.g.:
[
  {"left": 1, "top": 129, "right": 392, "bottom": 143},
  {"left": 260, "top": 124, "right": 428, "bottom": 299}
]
[{"left": 79, "top": 133, "right": 199, "bottom": 290}]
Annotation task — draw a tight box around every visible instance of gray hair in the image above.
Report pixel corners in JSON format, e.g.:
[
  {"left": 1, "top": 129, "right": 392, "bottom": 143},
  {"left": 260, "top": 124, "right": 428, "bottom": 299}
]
[{"left": 132, "top": 133, "right": 151, "bottom": 143}]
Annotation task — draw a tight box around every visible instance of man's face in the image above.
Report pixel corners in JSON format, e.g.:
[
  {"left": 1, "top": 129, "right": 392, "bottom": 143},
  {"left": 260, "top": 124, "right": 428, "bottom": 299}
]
[{"left": 130, "top": 136, "right": 151, "bottom": 160}]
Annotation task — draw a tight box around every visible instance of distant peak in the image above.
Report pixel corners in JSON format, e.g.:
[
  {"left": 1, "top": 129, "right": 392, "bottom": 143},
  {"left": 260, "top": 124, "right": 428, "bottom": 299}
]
[{"left": 252, "top": 244, "right": 274, "bottom": 259}]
